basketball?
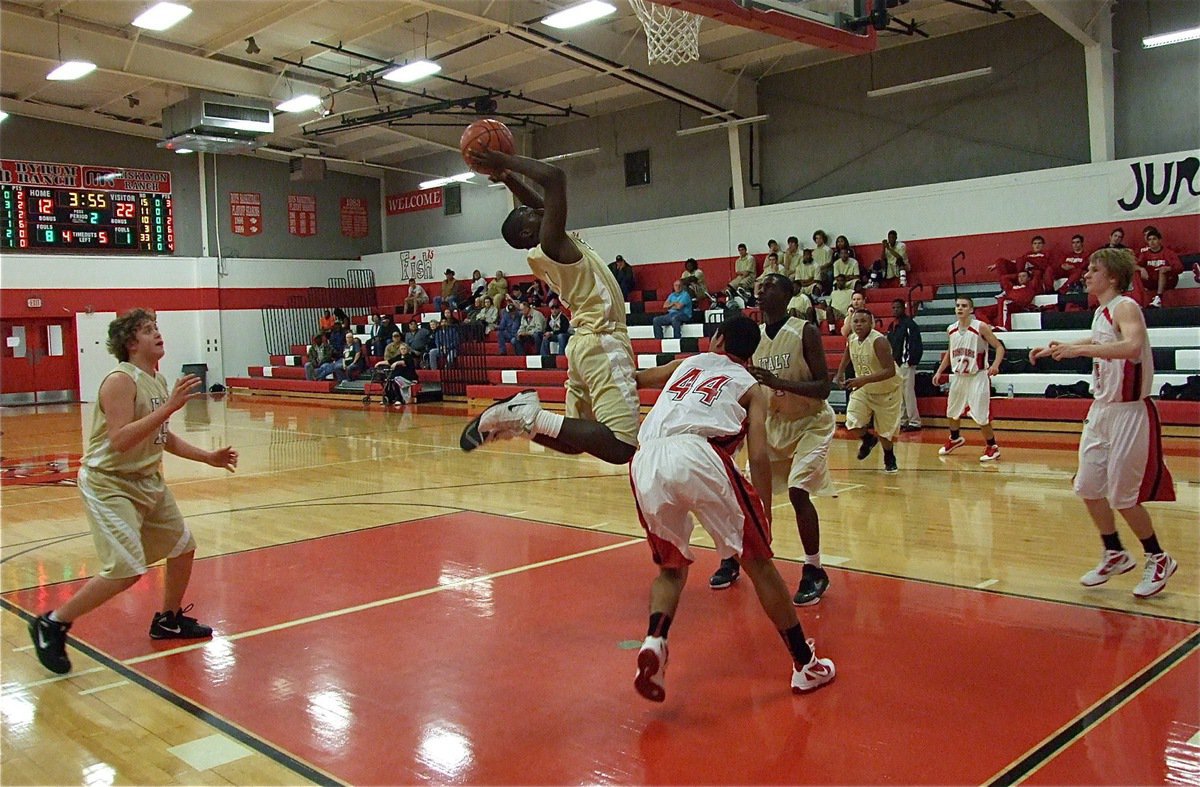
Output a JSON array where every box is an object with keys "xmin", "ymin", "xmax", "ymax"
[{"xmin": 460, "ymin": 118, "xmax": 515, "ymax": 175}]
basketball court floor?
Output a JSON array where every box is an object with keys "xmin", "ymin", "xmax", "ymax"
[{"xmin": 2, "ymin": 396, "xmax": 1197, "ymax": 785}]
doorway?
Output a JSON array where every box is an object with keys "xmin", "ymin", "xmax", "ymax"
[{"xmin": 0, "ymin": 318, "xmax": 80, "ymax": 405}]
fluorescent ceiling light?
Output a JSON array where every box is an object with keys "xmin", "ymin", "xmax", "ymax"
[
  {"xmin": 420, "ymin": 172, "xmax": 475, "ymax": 189},
  {"xmin": 541, "ymin": 147, "xmax": 601, "ymax": 163},
  {"xmin": 46, "ymin": 60, "xmax": 97, "ymax": 81},
  {"xmin": 1143, "ymin": 26, "xmax": 1200, "ymax": 48},
  {"xmin": 0, "ymin": 111, "xmax": 8, "ymax": 123},
  {"xmin": 276, "ymin": 94, "xmax": 322, "ymax": 113},
  {"xmin": 542, "ymin": 1, "xmax": 616, "ymax": 29},
  {"xmin": 133, "ymin": 2, "xmax": 192, "ymax": 31},
  {"xmin": 677, "ymin": 114, "xmax": 769, "ymax": 136},
  {"xmin": 382, "ymin": 60, "xmax": 441, "ymax": 84},
  {"xmin": 866, "ymin": 67, "xmax": 992, "ymax": 98},
  {"xmin": 173, "ymin": 148, "xmax": 194, "ymax": 154}
]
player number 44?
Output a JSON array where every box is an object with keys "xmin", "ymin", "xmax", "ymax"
[{"xmin": 666, "ymin": 368, "xmax": 731, "ymax": 406}]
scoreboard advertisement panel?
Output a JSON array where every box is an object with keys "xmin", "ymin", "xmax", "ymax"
[{"xmin": 0, "ymin": 159, "xmax": 174, "ymax": 253}]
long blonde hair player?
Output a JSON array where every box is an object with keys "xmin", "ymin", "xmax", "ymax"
[{"xmin": 1030, "ymin": 249, "xmax": 1178, "ymax": 598}]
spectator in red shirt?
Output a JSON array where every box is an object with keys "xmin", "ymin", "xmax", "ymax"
[
  {"xmin": 988, "ymin": 235, "xmax": 1052, "ymax": 292},
  {"xmin": 1136, "ymin": 229, "xmax": 1184, "ymax": 308},
  {"xmin": 1056, "ymin": 234, "xmax": 1088, "ymax": 294},
  {"xmin": 977, "ymin": 270, "xmax": 1038, "ymax": 329}
]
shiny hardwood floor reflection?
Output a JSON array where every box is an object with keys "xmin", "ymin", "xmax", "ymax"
[{"xmin": 2, "ymin": 395, "xmax": 1197, "ymax": 785}]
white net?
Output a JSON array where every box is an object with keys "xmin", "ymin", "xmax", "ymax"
[{"xmin": 629, "ymin": 0, "xmax": 702, "ymax": 66}]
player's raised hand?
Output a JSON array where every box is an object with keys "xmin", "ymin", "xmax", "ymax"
[
  {"xmin": 166, "ymin": 375, "xmax": 201, "ymax": 412},
  {"xmin": 207, "ymin": 446, "xmax": 238, "ymax": 472},
  {"xmin": 467, "ymin": 147, "xmax": 512, "ymax": 173}
]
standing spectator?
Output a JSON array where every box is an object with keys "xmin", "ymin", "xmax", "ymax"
[
  {"xmin": 517, "ymin": 302, "xmax": 548, "ymax": 355},
  {"xmin": 794, "ymin": 248, "xmax": 819, "ymax": 295},
  {"xmin": 545, "ymin": 301, "xmax": 571, "ymax": 356},
  {"xmin": 872, "ymin": 230, "xmax": 909, "ymax": 287},
  {"xmin": 811, "ymin": 230, "xmax": 834, "ymax": 291},
  {"xmin": 781, "ymin": 236, "xmax": 803, "ymax": 281},
  {"xmin": 427, "ymin": 320, "xmax": 459, "ymax": 369},
  {"xmin": 318, "ymin": 309, "xmax": 336, "ymax": 333},
  {"xmin": 496, "ymin": 302, "xmax": 522, "ymax": 355},
  {"xmin": 402, "ymin": 278, "xmax": 429, "ymax": 315},
  {"xmin": 336, "ymin": 331, "xmax": 366, "ymax": 381},
  {"xmin": 887, "ymin": 299, "xmax": 924, "ymax": 431},
  {"xmin": 609, "ymin": 255, "xmax": 636, "ymax": 299},
  {"xmin": 332, "ymin": 307, "xmax": 350, "ymax": 325},
  {"xmin": 839, "ymin": 290, "xmax": 870, "ymax": 337},
  {"xmin": 365, "ymin": 314, "xmax": 385, "ymax": 357},
  {"xmin": 1056, "ymin": 235, "xmax": 1089, "ymax": 294},
  {"xmin": 652, "ymin": 280, "xmax": 693, "ymax": 340},
  {"xmin": 836, "ymin": 309, "xmax": 904, "ymax": 474},
  {"xmin": 680, "ymin": 258, "xmax": 708, "ymax": 304},
  {"xmin": 435, "ymin": 269, "xmax": 460, "ymax": 312},
  {"xmin": 729, "ymin": 243, "xmax": 757, "ymax": 293},
  {"xmin": 470, "ymin": 269, "xmax": 488, "ymax": 299},
  {"xmin": 1135, "ymin": 229, "xmax": 1183, "ymax": 308},
  {"xmin": 932, "ymin": 297, "xmax": 1005, "ymax": 462},
  {"xmin": 1029, "ymin": 248, "xmax": 1178, "ymax": 598},
  {"xmin": 305, "ymin": 334, "xmax": 336, "ymax": 381},
  {"xmin": 486, "ymin": 270, "xmax": 509, "ymax": 308}
]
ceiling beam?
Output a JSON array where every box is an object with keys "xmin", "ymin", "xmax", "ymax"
[{"xmin": 1026, "ymin": 0, "xmax": 1109, "ymax": 46}]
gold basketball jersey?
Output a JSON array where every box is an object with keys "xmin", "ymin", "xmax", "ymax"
[
  {"xmin": 528, "ymin": 235, "xmax": 627, "ymax": 335},
  {"xmin": 849, "ymin": 329, "xmax": 902, "ymax": 395},
  {"xmin": 753, "ymin": 317, "xmax": 824, "ymax": 421},
  {"xmin": 83, "ymin": 362, "xmax": 169, "ymax": 477}
]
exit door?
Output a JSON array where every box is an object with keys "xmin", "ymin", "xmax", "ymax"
[{"xmin": 0, "ymin": 318, "xmax": 79, "ymax": 405}]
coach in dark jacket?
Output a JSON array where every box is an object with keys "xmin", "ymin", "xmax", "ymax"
[
  {"xmin": 608, "ymin": 255, "xmax": 636, "ymax": 299},
  {"xmin": 887, "ymin": 299, "xmax": 924, "ymax": 430}
]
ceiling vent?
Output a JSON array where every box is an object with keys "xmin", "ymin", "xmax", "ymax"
[{"xmin": 160, "ymin": 90, "xmax": 273, "ymax": 154}]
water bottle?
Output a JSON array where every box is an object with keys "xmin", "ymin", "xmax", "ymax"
[{"xmin": 1006, "ymin": 383, "xmax": 1014, "ymax": 398}]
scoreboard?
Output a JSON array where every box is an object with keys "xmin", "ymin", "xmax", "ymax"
[{"xmin": 0, "ymin": 159, "xmax": 174, "ymax": 253}]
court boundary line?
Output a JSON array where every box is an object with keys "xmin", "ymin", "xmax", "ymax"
[
  {"xmin": 984, "ymin": 628, "xmax": 1200, "ymax": 785},
  {"xmin": 0, "ymin": 598, "xmax": 345, "ymax": 787}
]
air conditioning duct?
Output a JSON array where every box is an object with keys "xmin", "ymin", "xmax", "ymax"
[{"xmin": 159, "ymin": 90, "xmax": 273, "ymax": 154}]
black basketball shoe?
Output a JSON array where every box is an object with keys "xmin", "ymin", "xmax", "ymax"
[
  {"xmin": 709, "ymin": 557, "xmax": 741, "ymax": 589},
  {"xmin": 150, "ymin": 604, "xmax": 214, "ymax": 640},
  {"xmin": 29, "ymin": 613, "xmax": 72, "ymax": 674},
  {"xmin": 856, "ymin": 433, "xmax": 878, "ymax": 461},
  {"xmin": 793, "ymin": 564, "xmax": 830, "ymax": 607}
]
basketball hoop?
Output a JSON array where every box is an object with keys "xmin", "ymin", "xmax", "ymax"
[{"xmin": 629, "ymin": 0, "xmax": 702, "ymax": 66}]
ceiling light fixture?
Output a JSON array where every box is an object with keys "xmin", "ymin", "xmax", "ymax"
[
  {"xmin": 132, "ymin": 2, "xmax": 192, "ymax": 31},
  {"xmin": 866, "ymin": 67, "xmax": 992, "ymax": 98},
  {"xmin": 676, "ymin": 114, "xmax": 769, "ymax": 136},
  {"xmin": 420, "ymin": 172, "xmax": 475, "ymax": 189},
  {"xmin": 276, "ymin": 94, "xmax": 323, "ymax": 113},
  {"xmin": 542, "ymin": 0, "xmax": 617, "ymax": 29},
  {"xmin": 245, "ymin": 36, "xmax": 261, "ymax": 54},
  {"xmin": 382, "ymin": 60, "xmax": 442, "ymax": 84},
  {"xmin": 0, "ymin": 111, "xmax": 8, "ymax": 123},
  {"xmin": 46, "ymin": 60, "xmax": 97, "ymax": 81},
  {"xmin": 540, "ymin": 148, "xmax": 601, "ymax": 162},
  {"xmin": 173, "ymin": 148, "xmax": 194, "ymax": 154},
  {"xmin": 1142, "ymin": 25, "xmax": 1200, "ymax": 48}
]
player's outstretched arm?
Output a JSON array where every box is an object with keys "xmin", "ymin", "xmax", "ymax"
[
  {"xmin": 101, "ymin": 373, "xmax": 197, "ymax": 454},
  {"xmin": 1051, "ymin": 300, "xmax": 1148, "ymax": 361},
  {"xmin": 743, "ymin": 386, "xmax": 772, "ymax": 515}
]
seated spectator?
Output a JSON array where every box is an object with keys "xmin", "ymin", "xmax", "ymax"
[
  {"xmin": 870, "ymin": 230, "xmax": 909, "ymax": 287},
  {"xmin": 1055, "ymin": 234, "xmax": 1088, "ymax": 294},
  {"xmin": 811, "ymin": 230, "xmax": 834, "ymax": 291},
  {"xmin": 476, "ymin": 296, "xmax": 499, "ymax": 333},
  {"xmin": 305, "ymin": 334, "xmax": 337, "ymax": 381},
  {"xmin": 652, "ymin": 280, "xmax": 693, "ymax": 340},
  {"xmin": 328, "ymin": 321, "xmax": 347, "ymax": 355},
  {"xmin": 332, "ymin": 307, "xmax": 350, "ymax": 325},
  {"xmin": 318, "ymin": 309, "xmax": 336, "ymax": 333},
  {"xmin": 758, "ymin": 251, "xmax": 783, "ymax": 280},
  {"xmin": 787, "ymin": 289, "xmax": 815, "ymax": 322},
  {"xmin": 516, "ymin": 302, "xmax": 548, "ymax": 355},
  {"xmin": 729, "ymin": 243, "xmax": 756, "ymax": 292},
  {"xmin": 608, "ymin": 255, "xmax": 636, "ymax": 299},
  {"xmin": 1136, "ymin": 228, "xmax": 1184, "ymax": 308},
  {"xmin": 470, "ymin": 269, "xmax": 487, "ymax": 299},
  {"xmin": 406, "ymin": 320, "xmax": 433, "ymax": 362},
  {"xmin": 434, "ymin": 269, "xmax": 460, "ymax": 312},
  {"xmin": 833, "ymin": 248, "xmax": 863, "ymax": 289},
  {"xmin": 380, "ymin": 337, "xmax": 418, "ymax": 406},
  {"xmin": 794, "ymin": 248, "xmax": 820, "ymax": 295},
  {"xmin": 680, "ymin": 258, "xmax": 708, "ymax": 304},
  {"xmin": 428, "ymin": 320, "xmax": 459, "ymax": 369},
  {"xmin": 486, "ymin": 270, "xmax": 509, "ymax": 308},
  {"xmin": 781, "ymin": 236, "xmax": 803, "ymax": 281},
  {"xmin": 522, "ymin": 280, "xmax": 549, "ymax": 308},
  {"xmin": 1104, "ymin": 227, "xmax": 1127, "ymax": 250},
  {"xmin": 496, "ymin": 302, "xmax": 522, "ymax": 355},
  {"xmin": 402, "ymin": 278, "xmax": 429, "ymax": 314},
  {"xmin": 977, "ymin": 270, "xmax": 1038, "ymax": 329},
  {"xmin": 833, "ymin": 235, "xmax": 857, "ymax": 268},
  {"xmin": 763, "ymin": 238, "xmax": 782, "ymax": 263},
  {"xmin": 828, "ymin": 276, "xmax": 857, "ymax": 331},
  {"xmin": 335, "ymin": 331, "xmax": 366, "ymax": 381},
  {"xmin": 376, "ymin": 329, "xmax": 405, "ymax": 371},
  {"xmin": 839, "ymin": 291, "xmax": 870, "ymax": 337},
  {"xmin": 544, "ymin": 301, "xmax": 571, "ymax": 356}
]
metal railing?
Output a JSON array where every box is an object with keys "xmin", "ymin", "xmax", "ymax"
[
  {"xmin": 436, "ymin": 320, "xmax": 489, "ymax": 397},
  {"xmin": 261, "ymin": 268, "xmax": 379, "ymax": 356}
]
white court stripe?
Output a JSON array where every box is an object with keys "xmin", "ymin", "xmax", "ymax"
[
  {"xmin": 5, "ymin": 666, "xmax": 106, "ymax": 692},
  {"xmin": 1188, "ymin": 730, "xmax": 1200, "ymax": 748},
  {"xmin": 974, "ymin": 578, "xmax": 1000, "ymax": 589},
  {"xmin": 125, "ymin": 539, "xmax": 642, "ymax": 664},
  {"xmin": 12, "ymin": 645, "xmax": 34, "ymax": 652},
  {"xmin": 821, "ymin": 554, "xmax": 851, "ymax": 567},
  {"xmin": 79, "ymin": 680, "xmax": 129, "ymax": 695}
]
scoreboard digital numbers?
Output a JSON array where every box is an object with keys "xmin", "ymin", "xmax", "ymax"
[{"xmin": 1, "ymin": 159, "xmax": 174, "ymax": 254}]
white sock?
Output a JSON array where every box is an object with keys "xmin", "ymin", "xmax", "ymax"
[
  {"xmin": 48, "ymin": 610, "xmax": 64, "ymax": 623},
  {"xmin": 804, "ymin": 554, "xmax": 822, "ymax": 569},
  {"xmin": 531, "ymin": 410, "xmax": 564, "ymax": 439}
]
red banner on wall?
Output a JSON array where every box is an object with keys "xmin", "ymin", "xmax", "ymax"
[
  {"xmin": 229, "ymin": 191, "xmax": 262, "ymax": 236},
  {"xmin": 340, "ymin": 197, "xmax": 370, "ymax": 238},
  {"xmin": 0, "ymin": 158, "xmax": 172, "ymax": 193},
  {"xmin": 386, "ymin": 187, "xmax": 442, "ymax": 215},
  {"xmin": 287, "ymin": 194, "xmax": 317, "ymax": 237}
]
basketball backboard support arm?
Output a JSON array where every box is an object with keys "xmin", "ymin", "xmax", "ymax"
[{"xmin": 647, "ymin": 0, "xmax": 878, "ymax": 54}]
